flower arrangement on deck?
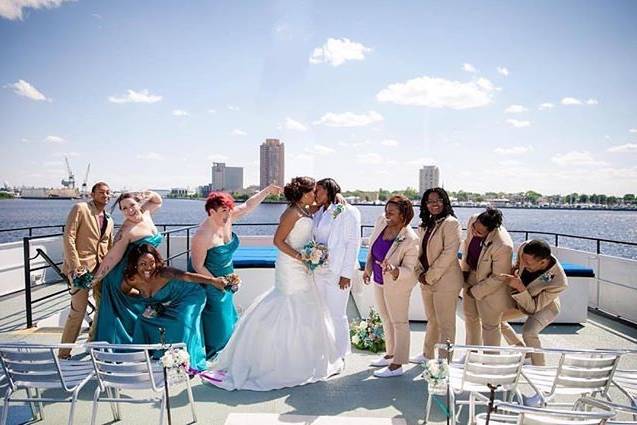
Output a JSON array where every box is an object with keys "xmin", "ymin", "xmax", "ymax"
[
  {"xmin": 350, "ymin": 308, "xmax": 385, "ymax": 353},
  {"xmin": 300, "ymin": 240, "xmax": 329, "ymax": 272},
  {"xmin": 160, "ymin": 346, "xmax": 190, "ymax": 385},
  {"xmin": 422, "ymin": 359, "xmax": 449, "ymax": 395}
]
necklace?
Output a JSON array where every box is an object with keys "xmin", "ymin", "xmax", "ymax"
[{"xmin": 295, "ymin": 204, "xmax": 312, "ymax": 218}]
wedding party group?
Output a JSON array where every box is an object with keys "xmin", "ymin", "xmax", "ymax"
[{"xmin": 59, "ymin": 176, "xmax": 567, "ymax": 391}]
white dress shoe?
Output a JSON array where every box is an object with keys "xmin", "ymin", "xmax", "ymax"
[
  {"xmin": 409, "ymin": 353, "xmax": 429, "ymax": 364},
  {"xmin": 370, "ymin": 356, "xmax": 391, "ymax": 367},
  {"xmin": 373, "ymin": 366, "xmax": 404, "ymax": 378}
]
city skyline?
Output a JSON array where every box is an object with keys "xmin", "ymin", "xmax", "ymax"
[{"xmin": 1, "ymin": 1, "xmax": 636, "ymax": 195}]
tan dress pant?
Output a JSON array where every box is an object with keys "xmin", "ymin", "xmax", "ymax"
[
  {"xmin": 463, "ymin": 271, "xmax": 515, "ymax": 347},
  {"xmin": 420, "ymin": 285, "xmax": 459, "ymax": 359},
  {"xmin": 374, "ymin": 279, "xmax": 416, "ymax": 365},
  {"xmin": 500, "ymin": 306, "xmax": 559, "ymax": 366},
  {"xmin": 59, "ymin": 281, "xmax": 101, "ymax": 358}
]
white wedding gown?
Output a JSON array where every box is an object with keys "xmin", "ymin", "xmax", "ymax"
[{"xmin": 201, "ymin": 217, "xmax": 343, "ymax": 391}]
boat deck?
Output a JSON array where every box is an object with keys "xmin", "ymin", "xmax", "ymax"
[{"xmin": 0, "ymin": 270, "xmax": 636, "ymax": 425}]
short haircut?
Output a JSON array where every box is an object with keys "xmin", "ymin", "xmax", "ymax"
[
  {"xmin": 522, "ymin": 239, "xmax": 552, "ymax": 260},
  {"xmin": 477, "ymin": 207, "xmax": 503, "ymax": 231},
  {"xmin": 91, "ymin": 182, "xmax": 109, "ymax": 193},
  {"xmin": 316, "ymin": 178, "xmax": 341, "ymax": 205},
  {"xmin": 205, "ymin": 192, "xmax": 235, "ymax": 215},
  {"xmin": 386, "ymin": 194, "xmax": 414, "ymax": 226},
  {"xmin": 124, "ymin": 243, "xmax": 166, "ymax": 280}
]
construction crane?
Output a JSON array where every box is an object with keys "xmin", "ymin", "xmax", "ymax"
[
  {"xmin": 81, "ymin": 163, "xmax": 91, "ymax": 197},
  {"xmin": 61, "ymin": 156, "xmax": 75, "ymax": 189}
]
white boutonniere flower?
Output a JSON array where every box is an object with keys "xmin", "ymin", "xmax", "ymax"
[
  {"xmin": 540, "ymin": 271, "xmax": 555, "ymax": 283},
  {"xmin": 332, "ymin": 204, "xmax": 345, "ymax": 219},
  {"xmin": 395, "ymin": 235, "xmax": 406, "ymax": 245}
]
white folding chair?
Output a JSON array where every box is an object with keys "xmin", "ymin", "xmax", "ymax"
[
  {"xmin": 475, "ymin": 400, "xmax": 616, "ymax": 425},
  {"xmin": 425, "ymin": 346, "xmax": 526, "ymax": 425},
  {"xmin": 576, "ymin": 397, "xmax": 637, "ymax": 424},
  {"xmin": 612, "ymin": 368, "xmax": 637, "ymax": 408},
  {"xmin": 0, "ymin": 342, "xmax": 94, "ymax": 425},
  {"xmin": 87, "ymin": 342, "xmax": 197, "ymax": 425},
  {"xmin": 521, "ymin": 350, "xmax": 622, "ymax": 408}
]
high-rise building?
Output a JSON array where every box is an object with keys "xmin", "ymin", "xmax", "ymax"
[
  {"xmin": 260, "ymin": 138, "xmax": 284, "ymax": 189},
  {"xmin": 211, "ymin": 162, "xmax": 244, "ymax": 192},
  {"xmin": 419, "ymin": 165, "xmax": 440, "ymax": 195}
]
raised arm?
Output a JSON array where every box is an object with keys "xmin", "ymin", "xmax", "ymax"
[
  {"xmin": 93, "ymin": 230, "xmax": 131, "ymax": 282},
  {"xmin": 273, "ymin": 210, "xmax": 302, "ymax": 260},
  {"xmin": 140, "ymin": 190, "xmax": 163, "ymax": 215},
  {"xmin": 231, "ymin": 184, "xmax": 282, "ymax": 220},
  {"xmin": 159, "ymin": 267, "xmax": 226, "ymax": 291}
]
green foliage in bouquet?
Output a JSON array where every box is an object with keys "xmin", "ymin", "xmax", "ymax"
[{"xmin": 350, "ymin": 307, "xmax": 385, "ymax": 353}]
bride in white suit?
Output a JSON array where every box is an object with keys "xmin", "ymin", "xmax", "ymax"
[{"xmin": 312, "ymin": 178, "xmax": 362, "ymax": 360}]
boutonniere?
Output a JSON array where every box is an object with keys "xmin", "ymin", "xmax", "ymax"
[
  {"xmin": 395, "ymin": 235, "xmax": 406, "ymax": 245},
  {"xmin": 104, "ymin": 211, "xmax": 111, "ymax": 221},
  {"xmin": 540, "ymin": 271, "xmax": 555, "ymax": 283},
  {"xmin": 331, "ymin": 204, "xmax": 344, "ymax": 219}
]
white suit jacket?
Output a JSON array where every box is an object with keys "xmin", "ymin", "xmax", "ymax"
[{"xmin": 312, "ymin": 203, "xmax": 362, "ymax": 280}]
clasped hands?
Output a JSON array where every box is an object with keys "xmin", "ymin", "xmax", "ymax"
[{"xmin": 362, "ymin": 260, "xmax": 399, "ymax": 285}]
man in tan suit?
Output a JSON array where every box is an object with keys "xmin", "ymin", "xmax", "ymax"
[
  {"xmin": 499, "ymin": 239, "xmax": 568, "ymax": 366},
  {"xmin": 59, "ymin": 182, "xmax": 113, "ymax": 359},
  {"xmin": 461, "ymin": 208, "xmax": 515, "ymax": 347}
]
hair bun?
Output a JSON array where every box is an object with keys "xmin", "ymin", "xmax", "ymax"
[{"xmin": 284, "ymin": 177, "xmax": 315, "ymax": 204}]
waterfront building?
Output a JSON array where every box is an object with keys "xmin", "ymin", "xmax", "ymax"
[
  {"xmin": 211, "ymin": 162, "xmax": 244, "ymax": 192},
  {"xmin": 260, "ymin": 138, "xmax": 284, "ymax": 190},
  {"xmin": 418, "ymin": 165, "xmax": 440, "ymax": 195}
]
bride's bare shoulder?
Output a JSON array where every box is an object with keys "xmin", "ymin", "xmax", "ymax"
[{"xmin": 279, "ymin": 206, "xmax": 300, "ymax": 222}]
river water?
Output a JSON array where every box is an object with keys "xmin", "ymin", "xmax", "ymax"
[{"xmin": 1, "ymin": 199, "xmax": 636, "ymax": 259}]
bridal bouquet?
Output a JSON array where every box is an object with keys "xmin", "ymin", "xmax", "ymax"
[
  {"xmin": 223, "ymin": 273, "xmax": 241, "ymax": 293},
  {"xmin": 160, "ymin": 346, "xmax": 190, "ymax": 385},
  {"xmin": 300, "ymin": 240, "xmax": 328, "ymax": 272},
  {"xmin": 71, "ymin": 266, "xmax": 95, "ymax": 289},
  {"xmin": 350, "ymin": 308, "xmax": 385, "ymax": 353},
  {"xmin": 422, "ymin": 359, "xmax": 449, "ymax": 395}
]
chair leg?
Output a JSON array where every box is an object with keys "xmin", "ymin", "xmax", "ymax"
[
  {"xmin": 469, "ymin": 392, "xmax": 475, "ymax": 425},
  {"xmin": 158, "ymin": 392, "xmax": 166, "ymax": 425},
  {"xmin": 90, "ymin": 387, "xmax": 101, "ymax": 425},
  {"xmin": 114, "ymin": 388, "xmax": 121, "ymax": 419},
  {"xmin": 106, "ymin": 387, "xmax": 120, "ymax": 421},
  {"xmin": 25, "ymin": 387, "xmax": 38, "ymax": 420},
  {"xmin": 34, "ymin": 388, "xmax": 45, "ymax": 420},
  {"xmin": 1, "ymin": 387, "xmax": 13, "ymax": 425},
  {"xmin": 186, "ymin": 379, "xmax": 197, "ymax": 423},
  {"xmin": 67, "ymin": 387, "xmax": 81, "ymax": 425},
  {"xmin": 450, "ymin": 391, "xmax": 457, "ymax": 425},
  {"xmin": 424, "ymin": 393, "xmax": 432, "ymax": 424}
]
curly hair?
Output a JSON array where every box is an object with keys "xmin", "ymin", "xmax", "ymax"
[
  {"xmin": 205, "ymin": 191, "xmax": 236, "ymax": 215},
  {"xmin": 386, "ymin": 194, "xmax": 414, "ymax": 226},
  {"xmin": 283, "ymin": 176, "xmax": 315, "ymax": 204},
  {"xmin": 124, "ymin": 244, "xmax": 166, "ymax": 280},
  {"xmin": 419, "ymin": 187, "xmax": 455, "ymax": 229}
]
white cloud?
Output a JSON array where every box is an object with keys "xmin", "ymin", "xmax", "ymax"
[
  {"xmin": 586, "ymin": 98, "xmax": 599, "ymax": 105},
  {"xmin": 497, "ymin": 66, "xmax": 509, "ymax": 77},
  {"xmin": 506, "ymin": 119, "xmax": 531, "ymax": 128},
  {"xmin": 338, "ymin": 140, "xmax": 371, "ymax": 148},
  {"xmin": 551, "ymin": 151, "xmax": 607, "ymax": 167},
  {"xmin": 499, "ymin": 159, "xmax": 521, "ymax": 166},
  {"xmin": 538, "ymin": 102, "xmax": 555, "ymax": 110},
  {"xmin": 43, "ymin": 135, "xmax": 66, "ymax": 144},
  {"xmin": 406, "ymin": 157, "xmax": 436, "ymax": 166},
  {"xmin": 207, "ymin": 109, "xmax": 216, "ymax": 114},
  {"xmin": 629, "ymin": 129, "xmax": 637, "ymax": 133},
  {"xmin": 561, "ymin": 97, "xmax": 582, "ymax": 106},
  {"xmin": 305, "ymin": 144, "xmax": 335, "ymax": 155},
  {"xmin": 376, "ymin": 76, "xmax": 496, "ymax": 109},
  {"xmin": 108, "ymin": 89, "xmax": 162, "ymax": 104},
  {"xmin": 313, "ymin": 111, "xmax": 383, "ymax": 127},
  {"xmin": 0, "ymin": 0, "xmax": 74, "ymax": 20},
  {"xmin": 463, "ymin": 63, "xmax": 477, "ymax": 73},
  {"xmin": 504, "ymin": 104, "xmax": 527, "ymax": 114},
  {"xmin": 4, "ymin": 79, "xmax": 50, "ymax": 101},
  {"xmin": 607, "ymin": 143, "xmax": 637, "ymax": 153},
  {"xmin": 381, "ymin": 139, "xmax": 399, "ymax": 147},
  {"xmin": 20, "ymin": 138, "xmax": 30, "ymax": 143},
  {"xmin": 494, "ymin": 146, "xmax": 533, "ymax": 155},
  {"xmin": 227, "ymin": 105, "xmax": 240, "ymax": 111},
  {"xmin": 283, "ymin": 117, "xmax": 307, "ymax": 131},
  {"xmin": 356, "ymin": 152, "xmax": 383, "ymax": 164},
  {"xmin": 309, "ymin": 37, "xmax": 371, "ymax": 66},
  {"xmin": 231, "ymin": 129, "xmax": 247, "ymax": 136},
  {"xmin": 136, "ymin": 152, "xmax": 164, "ymax": 161},
  {"xmin": 207, "ymin": 154, "xmax": 229, "ymax": 162},
  {"xmin": 53, "ymin": 151, "xmax": 80, "ymax": 157},
  {"xmin": 172, "ymin": 109, "xmax": 189, "ymax": 117}
]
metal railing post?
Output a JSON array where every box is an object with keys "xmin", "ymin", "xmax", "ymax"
[
  {"xmin": 166, "ymin": 233, "xmax": 171, "ymax": 266},
  {"xmin": 186, "ymin": 228, "xmax": 191, "ymax": 264},
  {"xmin": 555, "ymin": 234, "xmax": 559, "ymax": 247},
  {"xmin": 23, "ymin": 237, "xmax": 33, "ymax": 328}
]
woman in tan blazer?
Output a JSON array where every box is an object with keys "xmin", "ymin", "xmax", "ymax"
[
  {"xmin": 410, "ymin": 188, "xmax": 463, "ymax": 363},
  {"xmin": 363, "ymin": 195, "xmax": 419, "ymax": 377},
  {"xmin": 460, "ymin": 208, "xmax": 515, "ymax": 347},
  {"xmin": 500, "ymin": 239, "xmax": 568, "ymax": 365}
]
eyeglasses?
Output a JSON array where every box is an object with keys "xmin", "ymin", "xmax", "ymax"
[{"xmin": 426, "ymin": 199, "xmax": 443, "ymax": 205}]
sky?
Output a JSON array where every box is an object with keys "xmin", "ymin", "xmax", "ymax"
[{"xmin": 1, "ymin": 0, "xmax": 636, "ymax": 195}]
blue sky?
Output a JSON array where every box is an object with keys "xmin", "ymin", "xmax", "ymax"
[{"xmin": 1, "ymin": 0, "xmax": 636, "ymax": 194}]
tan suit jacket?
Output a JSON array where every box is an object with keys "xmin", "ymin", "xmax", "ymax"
[
  {"xmin": 366, "ymin": 214, "xmax": 419, "ymax": 285},
  {"xmin": 512, "ymin": 241, "xmax": 568, "ymax": 315},
  {"xmin": 414, "ymin": 215, "xmax": 463, "ymax": 293},
  {"xmin": 62, "ymin": 200, "xmax": 114, "ymax": 276},
  {"xmin": 461, "ymin": 214, "xmax": 513, "ymax": 300}
]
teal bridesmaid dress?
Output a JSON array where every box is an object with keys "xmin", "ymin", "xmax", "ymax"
[
  {"xmin": 187, "ymin": 233, "xmax": 239, "ymax": 359},
  {"xmin": 94, "ymin": 234, "xmax": 163, "ymax": 344},
  {"xmin": 132, "ymin": 280, "xmax": 207, "ymax": 371}
]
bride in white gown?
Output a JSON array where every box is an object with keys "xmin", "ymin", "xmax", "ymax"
[{"xmin": 201, "ymin": 176, "xmax": 343, "ymax": 391}]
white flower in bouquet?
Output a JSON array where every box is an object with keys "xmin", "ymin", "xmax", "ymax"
[
  {"xmin": 358, "ymin": 320, "xmax": 368, "ymax": 331},
  {"xmin": 161, "ymin": 354, "xmax": 176, "ymax": 369},
  {"xmin": 351, "ymin": 334, "xmax": 361, "ymax": 345},
  {"xmin": 176, "ymin": 349, "xmax": 190, "ymax": 366},
  {"xmin": 310, "ymin": 249, "xmax": 323, "ymax": 264},
  {"xmin": 423, "ymin": 359, "xmax": 449, "ymax": 386}
]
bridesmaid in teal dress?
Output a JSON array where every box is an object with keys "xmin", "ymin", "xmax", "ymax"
[
  {"xmin": 122, "ymin": 244, "xmax": 227, "ymax": 371},
  {"xmin": 189, "ymin": 185, "xmax": 282, "ymax": 358},
  {"xmin": 92, "ymin": 191, "xmax": 164, "ymax": 344}
]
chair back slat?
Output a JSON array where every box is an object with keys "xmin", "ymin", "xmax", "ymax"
[
  {"xmin": 469, "ymin": 353, "xmax": 523, "ymax": 365},
  {"xmin": 561, "ymin": 366, "xmax": 615, "ymax": 380},
  {"xmin": 464, "ymin": 372, "xmax": 520, "ymax": 386},
  {"xmin": 551, "ymin": 353, "xmax": 620, "ymax": 396},
  {"xmin": 95, "ymin": 361, "xmax": 154, "ymax": 374},
  {"xmin": 563, "ymin": 355, "xmax": 617, "ymax": 369},
  {"xmin": 462, "ymin": 351, "xmax": 524, "ymax": 390},
  {"xmin": 8, "ymin": 371, "xmax": 60, "ymax": 384},
  {"xmin": 523, "ymin": 414, "xmax": 603, "ymax": 425},
  {"xmin": 0, "ymin": 349, "xmax": 55, "ymax": 362},
  {"xmin": 3, "ymin": 359, "xmax": 57, "ymax": 373},
  {"xmin": 92, "ymin": 350, "xmax": 148, "ymax": 363},
  {"xmin": 89, "ymin": 344, "xmax": 163, "ymax": 392},
  {"xmin": 465, "ymin": 363, "xmax": 520, "ymax": 376},
  {"xmin": 556, "ymin": 376, "xmax": 611, "ymax": 390}
]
